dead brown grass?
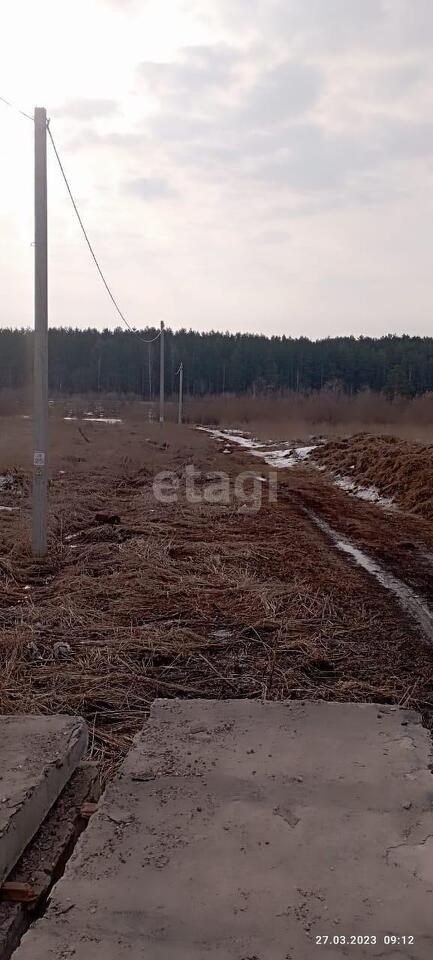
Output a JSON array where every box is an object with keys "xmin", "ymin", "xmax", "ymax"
[
  {"xmin": 1, "ymin": 417, "xmax": 433, "ymax": 780},
  {"xmin": 3, "ymin": 387, "xmax": 433, "ymax": 441},
  {"xmin": 0, "ymin": 390, "xmax": 180, "ymax": 422},
  {"xmin": 184, "ymin": 389, "xmax": 433, "ymax": 443},
  {"xmin": 312, "ymin": 433, "xmax": 433, "ymax": 521}
]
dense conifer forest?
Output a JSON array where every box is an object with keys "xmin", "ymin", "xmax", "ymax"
[{"xmin": 1, "ymin": 327, "xmax": 433, "ymax": 398}]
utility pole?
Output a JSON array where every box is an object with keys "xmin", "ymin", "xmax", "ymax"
[
  {"xmin": 159, "ymin": 320, "xmax": 164, "ymax": 423},
  {"xmin": 178, "ymin": 361, "xmax": 184, "ymax": 424},
  {"xmin": 32, "ymin": 107, "xmax": 48, "ymax": 557},
  {"xmin": 148, "ymin": 342, "xmax": 152, "ymax": 401}
]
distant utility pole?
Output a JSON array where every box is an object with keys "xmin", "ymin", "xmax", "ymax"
[
  {"xmin": 178, "ymin": 361, "xmax": 184, "ymax": 424},
  {"xmin": 32, "ymin": 107, "xmax": 48, "ymax": 558},
  {"xmin": 159, "ymin": 320, "xmax": 165, "ymax": 423},
  {"xmin": 148, "ymin": 342, "xmax": 152, "ymax": 401}
]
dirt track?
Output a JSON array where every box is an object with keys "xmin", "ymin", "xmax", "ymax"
[{"xmin": 0, "ymin": 416, "xmax": 432, "ymax": 774}]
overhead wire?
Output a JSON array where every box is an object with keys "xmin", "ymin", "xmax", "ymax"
[
  {"xmin": 0, "ymin": 95, "xmax": 162, "ymax": 344},
  {"xmin": 0, "ymin": 94, "xmax": 34, "ymax": 122},
  {"xmin": 47, "ymin": 121, "xmax": 161, "ymax": 344}
]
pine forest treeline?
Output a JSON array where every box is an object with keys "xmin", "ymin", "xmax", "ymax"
[{"xmin": 1, "ymin": 327, "xmax": 433, "ymax": 398}]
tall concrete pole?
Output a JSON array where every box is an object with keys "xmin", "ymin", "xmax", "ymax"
[
  {"xmin": 178, "ymin": 361, "xmax": 183, "ymax": 424},
  {"xmin": 148, "ymin": 342, "xmax": 152, "ymax": 401},
  {"xmin": 159, "ymin": 321, "xmax": 165, "ymax": 423},
  {"xmin": 32, "ymin": 107, "xmax": 48, "ymax": 557}
]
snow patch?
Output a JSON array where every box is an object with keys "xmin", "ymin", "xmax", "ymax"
[
  {"xmin": 334, "ymin": 475, "xmax": 394, "ymax": 509},
  {"xmin": 252, "ymin": 448, "xmax": 298, "ymax": 468},
  {"xmin": 197, "ymin": 427, "xmax": 264, "ymax": 449},
  {"xmin": 83, "ymin": 417, "xmax": 122, "ymax": 424},
  {"xmin": 295, "ymin": 444, "xmax": 316, "ymax": 460},
  {"xmin": 198, "ymin": 427, "xmax": 317, "ymax": 468},
  {"xmin": 63, "ymin": 416, "xmax": 122, "ymax": 424},
  {"xmin": 199, "ymin": 426, "xmax": 396, "ymax": 509}
]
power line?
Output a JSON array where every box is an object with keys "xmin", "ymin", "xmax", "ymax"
[
  {"xmin": 0, "ymin": 98, "xmax": 161, "ymax": 344},
  {"xmin": 47, "ymin": 122, "xmax": 161, "ymax": 344},
  {"xmin": 0, "ymin": 94, "xmax": 34, "ymax": 122}
]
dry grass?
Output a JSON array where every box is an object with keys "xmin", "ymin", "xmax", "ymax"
[
  {"xmin": 184, "ymin": 389, "xmax": 433, "ymax": 443},
  {"xmin": 0, "ymin": 390, "xmax": 179, "ymax": 422},
  {"xmin": 1, "ymin": 417, "xmax": 433, "ymax": 781},
  {"xmin": 4, "ymin": 387, "xmax": 433, "ymax": 441},
  {"xmin": 312, "ymin": 433, "xmax": 433, "ymax": 521}
]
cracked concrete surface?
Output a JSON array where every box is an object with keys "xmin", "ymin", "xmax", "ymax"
[
  {"xmin": 388, "ymin": 834, "xmax": 433, "ymax": 884},
  {"xmin": 12, "ymin": 700, "xmax": 433, "ymax": 959}
]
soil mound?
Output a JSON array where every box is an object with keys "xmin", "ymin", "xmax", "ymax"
[{"xmin": 312, "ymin": 433, "xmax": 433, "ymax": 520}]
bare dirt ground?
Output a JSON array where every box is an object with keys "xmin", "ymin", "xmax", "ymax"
[{"xmin": 1, "ymin": 415, "xmax": 432, "ymax": 779}]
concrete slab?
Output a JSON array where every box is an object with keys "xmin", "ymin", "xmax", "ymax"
[
  {"xmin": 12, "ymin": 700, "xmax": 433, "ymax": 959},
  {"xmin": 0, "ymin": 761, "xmax": 98, "ymax": 960},
  {"xmin": 0, "ymin": 715, "xmax": 87, "ymax": 888}
]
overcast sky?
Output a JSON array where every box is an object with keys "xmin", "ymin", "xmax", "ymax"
[{"xmin": 2, "ymin": 0, "xmax": 433, "ymax": 338}]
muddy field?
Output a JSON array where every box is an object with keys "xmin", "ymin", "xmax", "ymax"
[{"xmin": 1, "ymin": 414, "xmax": 432, "ymax": 778}]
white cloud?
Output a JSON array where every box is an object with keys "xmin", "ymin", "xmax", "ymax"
[
  {"xmin": 3, "ymin": 0, "xmax": 433, "ymax": 337},
  {"xmin": 237, "ymin": 60, "xmax": 321, "ymax": 126},
  {"xmin": 123, "ymin": 176, "xmax": 177, "ymax": 200},
  {"xmin": 139, "ymin": 43, "xmax": 240, "ymax": 95},
  {"xmin": 54, "ymin": 98, "xmax": 121, "ymax": 120}
]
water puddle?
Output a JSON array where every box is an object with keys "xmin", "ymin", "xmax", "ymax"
[{"xmin": 308, "ymin": 511, "xmax": 433, "ymax": 644}]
